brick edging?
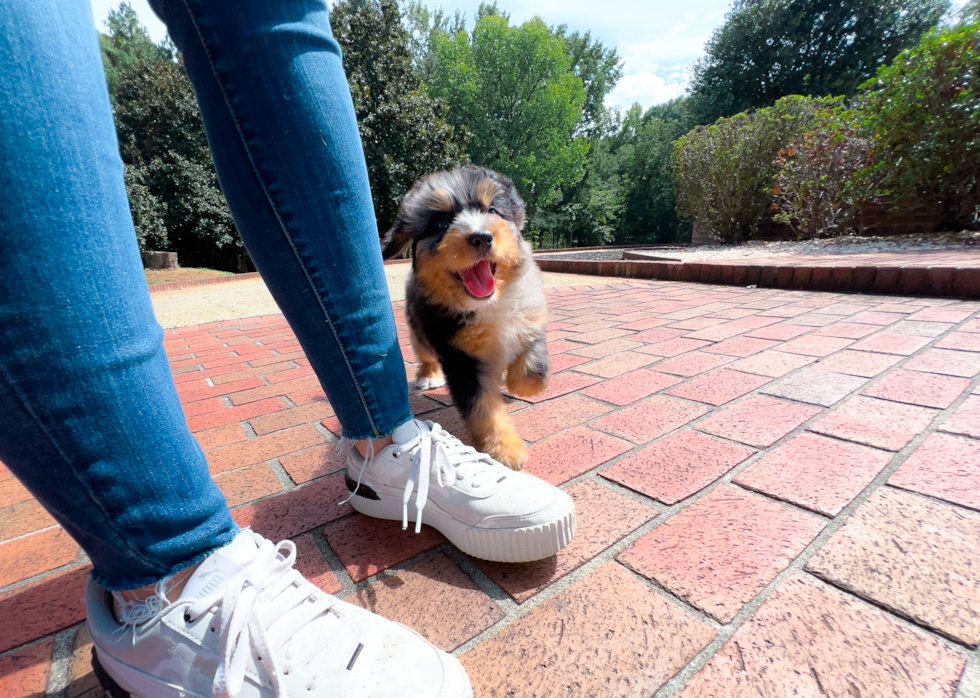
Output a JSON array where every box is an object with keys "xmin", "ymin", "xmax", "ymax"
[
  {"xmin": 147, "ymin": 271, "xmax": 262, "ymax": 293},
  {"xmin": 536, "ymin": 258, "xmax": 980, "ymax": 298}
]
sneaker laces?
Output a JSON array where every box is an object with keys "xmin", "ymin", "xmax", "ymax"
[
  {"xmin": 394, "ymin": 422, "xmax": 501, "ymax": 533},
  {"xmin": 183, "ymin": 537, "xmax": 351, "ymax": 698}
]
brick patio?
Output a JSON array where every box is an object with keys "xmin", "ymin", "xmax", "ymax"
[{"xmin": 3, "ymin": 279, "xmax": 980, "ymax": 697}]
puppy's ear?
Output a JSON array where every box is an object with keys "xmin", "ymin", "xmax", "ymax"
[{"xmin": 381, "ymin": 220, "xmax": 412, "ymax": 259}]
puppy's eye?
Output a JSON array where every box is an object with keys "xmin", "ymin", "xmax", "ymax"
[
  {"xmin": 437, "ymin": 216, "xmax": 452, "ymax": 231},
  {"xmin": 488, "ymin": 207, "xmax": 501, "ymax": 217}
]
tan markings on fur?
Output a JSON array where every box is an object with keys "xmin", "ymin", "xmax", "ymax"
[
  {"xmin": 410, "ymin": 329, "xmax": 444, "ymax": 381},
  {"xmin": 427, "ymin": 189, "xmax": 454, "ymax": 212},
  {"xmin": 506, "ymin": 353, "xmax": 550, "ymax": 397},
  {"xmin": 476, "ymin": 178, "xmax": 500, "ymax": 208},
  {"xmin": 451, "ymin": 322, "xmax": 500, "ymax": 360},
  {"xmin": 466, "ymin": 386, "xmax": 527, "ymax": 470},
  {"xmin": 412, "ymin": 237, "xmax": 473, "ymax": 309},
  {"xmin": 487, "ymin": 220, "xmax": 523, "ymax": 290}
]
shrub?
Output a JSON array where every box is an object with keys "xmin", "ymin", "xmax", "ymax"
[
  {"xmin": 771, "ymin": 110, "xmax": 871, "ymax": 238},
  {"xmin": 856, "ymin": 23, "xmax": 980, "ymax": 228},
  {"xmin": 673, "ymin": 95, "xmax": 839, "ymax": 243}
]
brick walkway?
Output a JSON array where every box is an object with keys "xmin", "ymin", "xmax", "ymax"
[{"xmin": 3, "ymin": 280, "xmax": 980, "ymax": 697}]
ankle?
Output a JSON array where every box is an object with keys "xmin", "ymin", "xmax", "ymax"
[
  {"xmin": 112, "ymin": 563, "xmax": 201, "ymax": 624},
  {"xmin": 355, "ymin": 435, "xmax": 393, "ymax": 458}
]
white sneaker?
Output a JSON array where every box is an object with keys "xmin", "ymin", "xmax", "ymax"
[
  {"xmin": 87, "ymin": 530, "xmax": 472, "ymax": 698},
  {"xmin": 346, "ymin": 419, "xmax": 576, "ymax": 563}
]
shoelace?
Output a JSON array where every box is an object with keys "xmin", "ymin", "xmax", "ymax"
[
  {"xmin": 394, "ymin": 422, "xmax": 501, "ymax": 533},
  {"xmin": 182, "ymin": 537, "xmax": 349, "ymax": 698}
]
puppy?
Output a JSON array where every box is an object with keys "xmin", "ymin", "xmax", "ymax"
[{"xmin": 382, "ymin": 165, "xmax": 550, "ymax": 470}]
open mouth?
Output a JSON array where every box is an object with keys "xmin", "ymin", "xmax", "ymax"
[{"xmin": 451, "ymin": 259, "xmax": 498, "ymax": 299}]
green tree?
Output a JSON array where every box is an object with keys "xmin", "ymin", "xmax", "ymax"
[
  {"xmin": 856, "ymin": 22, "xmax": 980, "ymax": 228},
  {"xmin": 114, "ymin": 60, "xmax": 245, "ymax": 269},
  {"xmin": 401, "ymin": 0, "xmax": 465, "ymax": 83},
  {"xmin": 688, "ymin": 0, "xmax": 949, "ymax": 124},
  {"xmin": 962, "ymin": 0, "xmax": 980, "ymax": 23},
  {"xmin": 617, "ymin": 106, "xmax": 692, "ymax": 244},
  {"xmin": 330, "ymin": 0, "xmax": 469, "ymax": 233},
  {"xmin": 556, "ymin": 28, "xmax": 623, "ymax": 140},
  {"xmin": 429, "ymin": 13, "xmax": 589, "ymax": 237},
  {"xmin": 98, "ymin": 2, "xmax": 172, "ymax": 102}
]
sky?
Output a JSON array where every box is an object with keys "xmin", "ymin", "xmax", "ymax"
[{"xmin": 90, "ymin": 0, "xmax": 970, "ymax": 112}]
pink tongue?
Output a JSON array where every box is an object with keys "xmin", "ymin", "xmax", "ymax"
[{"xmin": 461, "ymin": 260, "xmax": 495, "ymax": 298}]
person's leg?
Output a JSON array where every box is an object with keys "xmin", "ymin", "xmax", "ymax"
[
  {"xmin": 0, "ymin": 0, "xmax": 237, "ymax": 591},
  {"xmin": 149, "ymin": 0, "xmax": 412, "ymax": 445},
  {"xmin": 152, "ymin": 0, "xmax": 575, "ymax": 565}
]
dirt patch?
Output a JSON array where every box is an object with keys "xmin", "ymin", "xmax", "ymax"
[{"xmin": 144, "ymin": 267, "xmax": 233, "ymax": 285}]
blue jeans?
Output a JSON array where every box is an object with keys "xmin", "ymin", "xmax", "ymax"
[{"xmin": 0, "ymin": 0, "xmax": 412, "ymax": 589}]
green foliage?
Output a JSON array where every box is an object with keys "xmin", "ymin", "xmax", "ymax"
[
  {"xmin": 401, "ymin": 0, "xmax": 465, "ymax": 83},
  {"xmin": 617, "ymin": 105, "xmax": 692, "ymax": 244},
  {"xmin": 771, "ymin": 110, "xmax": 870, "ymax": 238},
  {"xmin": 688, "ymin": 0, "xmax": 949, "ymax": 125},
  {"xmin": 962, "ymin": 0, "xmax": 980, "ymax": 23},
  {"xmin": 114, "ymin": 59, "xmax": 245, "ymax": 269},
  {"xmin": 331, "ymin": 0, "xmax": 469, "ymax": 233},
  {"xmin": 555, "ymin": 27, "xmax": 623, "ymax": 140},
  {"xmin": 673, "ymin": 96, "xmax": 840, "ymax": 243},
  {"xmin": 98, "ymin": 2, "xmax": 172, "ymax": 102},
  {"xmin": 855, "ymin": 22, "xmax": 980, "ymax": 228},
  {"xmin": 123, "ymin": 164, "xmax": 168, "ymax": 251},
  {"xmin": 428, "ymin": 13, "xmax": 589, "ymax": 225}
]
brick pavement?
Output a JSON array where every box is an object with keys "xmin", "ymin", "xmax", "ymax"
[{"xmin": 3, "ymin": 280, "xmax": 980, "ymax": 697}]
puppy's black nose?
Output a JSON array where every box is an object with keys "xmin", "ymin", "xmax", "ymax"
[{"xmin": 468, "ymin": 230, "xmax": 493, "ymax": 251}]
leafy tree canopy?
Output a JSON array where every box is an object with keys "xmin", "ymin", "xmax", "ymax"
[
  {"xmin": 688, "ymin": 0, "xmax": 949, "ymax": 124},
  {"xmin": 114, "ymin": 59, "xmax": 244, "ymax": 269},
  {"xmin": 428, "ymin": 11, "xmax": 589, "ymax": 222},
  {"xmin": 98, "ymin": 2, "xmax": 172, "ymax": 101},
  {"xmin": 330, "ymin": 0, "xmax": 469, "ymax": 233}
]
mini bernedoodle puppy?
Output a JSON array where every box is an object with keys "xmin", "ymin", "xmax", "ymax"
[{"xmin": 382, "ymin": 165, "xmax": 550, "ymax": 470}]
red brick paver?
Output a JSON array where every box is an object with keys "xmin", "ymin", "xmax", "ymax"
[
  {"xmin": 620, "ymin": 486, "xmax": 824, "ymax": 622},
  {"xmin": 4, "ymin": 280, "xmax": 980, "ymax": 697},
  {"xmin": 734, "ymin": 433, "xmax": 893, "ymax": 516},
  {"xmin": 807, "ymin": 488, "xmax": 980, "ymax": 646},
  {"xmin": 602, "ymin": 430, "xmax": 755, "ymax": 504},
  {"xmin": 679, "ymin": 576, "xmax": 966, "ymax": 698},
  {"xmin": 460, "ymin": 563, "xmax": 716, "ymax": 697}
]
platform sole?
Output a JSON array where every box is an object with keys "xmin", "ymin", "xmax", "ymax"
[{"xmin": 350, "ymin": 491, "xmax": 576, "ymax": 563}]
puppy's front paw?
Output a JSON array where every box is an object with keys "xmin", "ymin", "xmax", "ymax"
[
  {"xmin": 414, "ymin": 374, "xmax": 446, "ymax": 391},
  {"xmin": 506, "ymin": 370, "xmax": 550, "ymax": 398},
  {"xmin": 486, "ymin": 432, "xmax": 527, "ymax": 471}
]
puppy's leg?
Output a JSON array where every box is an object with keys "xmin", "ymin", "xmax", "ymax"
[
  {"xmin": 506, "ymin": 333, "xmax": 551, "ymax": 398},
  {"xmin": 410, "ymin": 329, "xmax": 446, "ymax": 391},
  {"xmin": 468, "ymin": 369, "xmax": 527, "ymax": 470}
]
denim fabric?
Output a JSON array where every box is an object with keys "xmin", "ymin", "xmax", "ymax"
[
  {"xmin": 151, "ymin": 0, "xmax": 412, "ymax": 441},
  {"xmin": 0, "ymin": 0, "xmax": 411, "ymax": 589}
]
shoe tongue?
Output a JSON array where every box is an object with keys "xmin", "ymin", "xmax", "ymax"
[
  {"xmin": 179, "ymin": 531, "xmax": 258, "ymax": 600},
  {"xmin": 391, "ymin": 418, "xmax": 428, "ymax": 445}
]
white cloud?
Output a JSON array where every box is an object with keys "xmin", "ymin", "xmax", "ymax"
[{"xmin": 607, "ymin": 71, "xmax": 687, "ymax": 110}]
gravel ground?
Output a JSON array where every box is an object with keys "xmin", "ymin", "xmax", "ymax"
[
  {"xmin": 150, "ymin": 265, "xmax": 623, "ymax": 328},
  {"xmin": 536, "ymin": 230, "xmax": 980, "ymax": 263}
]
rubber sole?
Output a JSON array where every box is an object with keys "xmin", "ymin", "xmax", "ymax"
[
  {"xmin": 92, "ymin": 649, "xmax": 133, "ymax": 698},
  {"xmin": 350, "ymin": 491, "xmax": 576, "ymax": 563}
]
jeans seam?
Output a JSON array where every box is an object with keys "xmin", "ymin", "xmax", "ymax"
[
  {"xmin": 0, "ymin": 362, "xmax": 163, "ymax": 572},
  {"xmin": 178, "ymin": 0, "xmax": 382, "ymax": 437}
]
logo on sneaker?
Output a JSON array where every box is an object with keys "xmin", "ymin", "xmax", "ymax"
[
  {"xmin": 346, "ymin": 474, "xmax": 380, "ymax": 500},
  {"xmin": 192, "ymin": 654, "xmax": 218, "ymax": 680}
]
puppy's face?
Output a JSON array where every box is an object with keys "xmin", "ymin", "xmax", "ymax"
[{"xmin": 382, "ymin": 166, "xmax": 529, "ymax": 309}]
